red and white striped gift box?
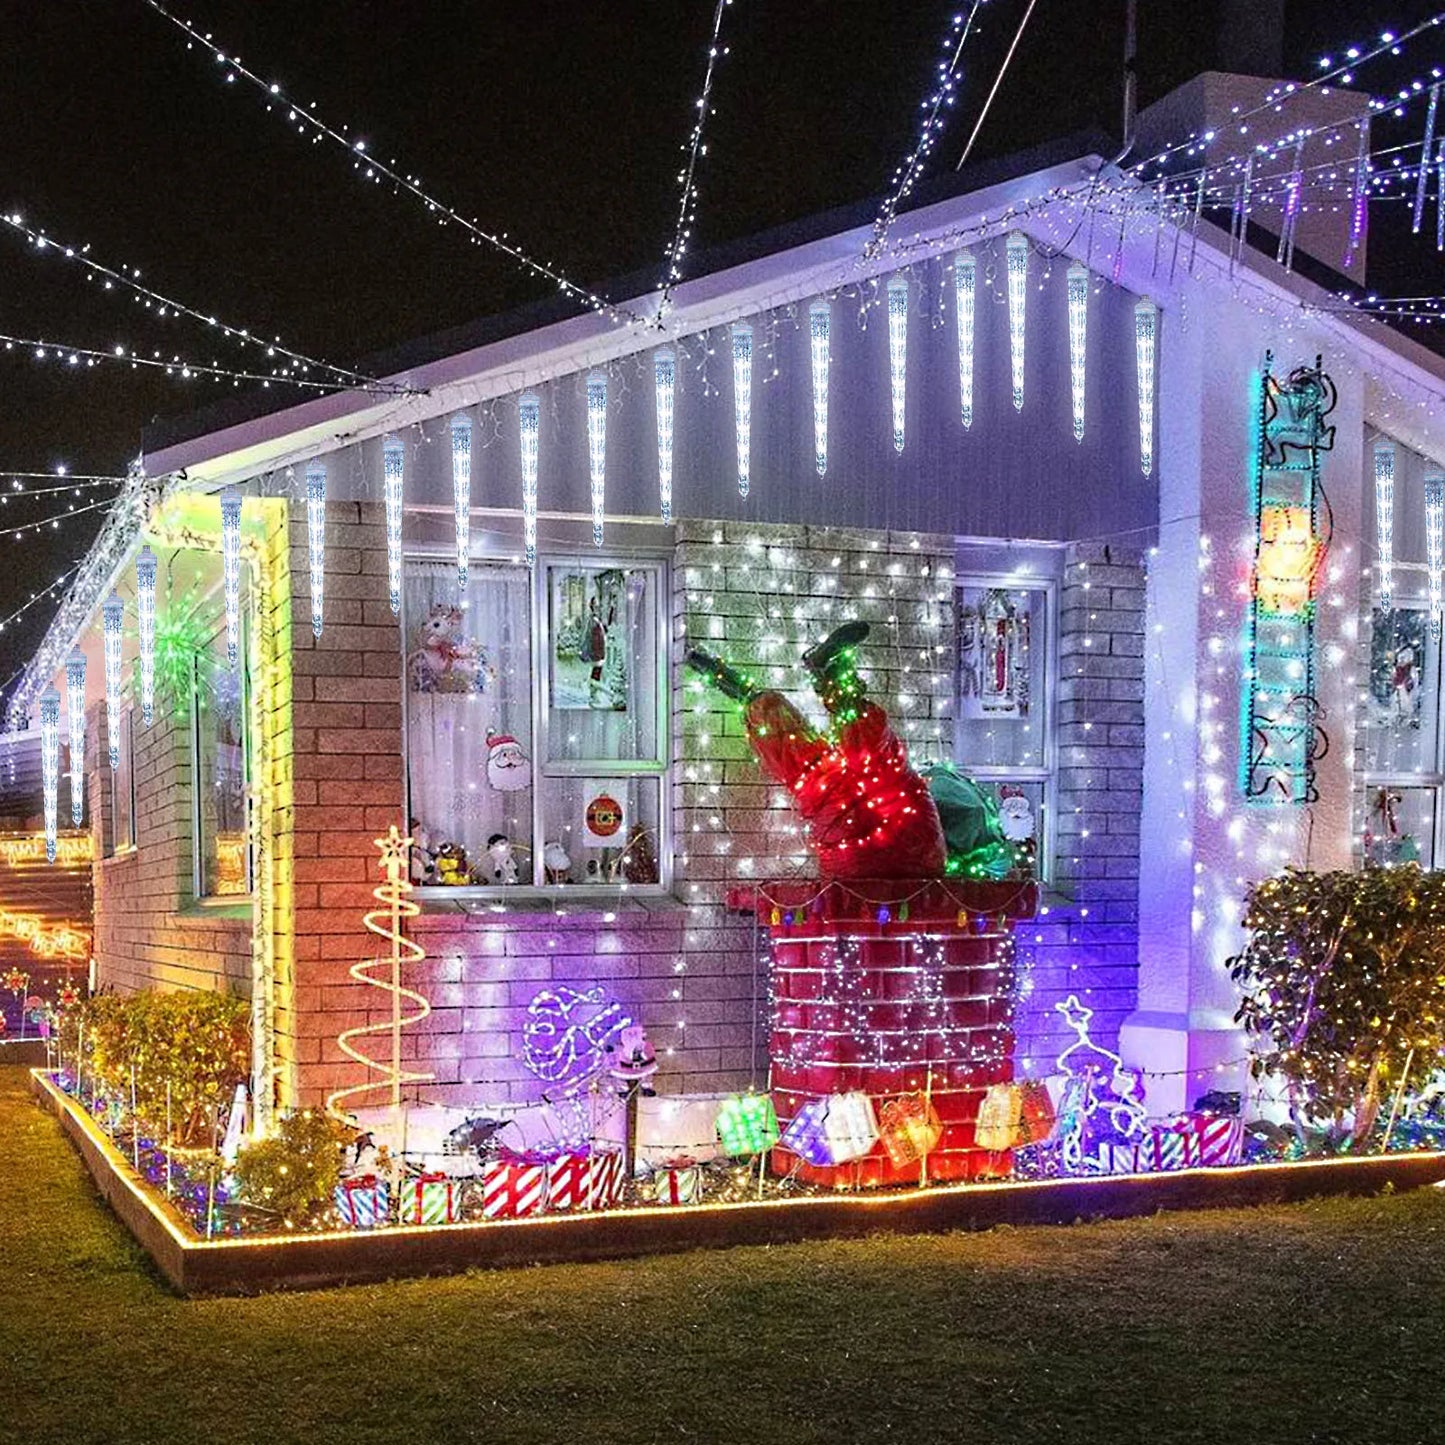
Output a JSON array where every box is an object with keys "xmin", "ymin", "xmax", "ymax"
[
  {"xmin": 584, "ymin": 1148, "xmax": 624, "ymax": 1210},
  {"xmin": 480, "ymin": 1152, "xmax": 548, "ymax": 1219},
  {"xmin": 545, "ymin": 1149, "xmax": 625, "ymax": 1211},
  {"xmin": 1147, "ymin": 1121, "xmax": 1202, "ymax": 1171},
  {"xmin": 1186, "ymin": 1113, "xmax": 1245, "ymax": 1167}
]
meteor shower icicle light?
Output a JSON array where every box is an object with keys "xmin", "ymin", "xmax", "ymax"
[
  {"xmin": 102, "ymin": 592, "xmax": 123, "ymax": 770},
  {"xmin": 1066, "ymin": 262, "xmax": 1088, "ymax": 442},
  {"xmin": 220, "ymin": 488, "xmax": 242, "ymax": 667},
  {"xmin": 954, "ymin": 249, "xmax": 975, "ymax": 429},
  {"xmin": 887, "ymin": 276, "xmax": 909, "ymax": 452},
  {"xmin": 135, "ymin": 546, "xmax": 156, "ymax": 725},
  {"xmin": 809, "ymin": 300, "xmax": 830, "ymax": 475},
  {"xmin": 586, "ymin": 373, "xmax": 607, "ymax": 547},
  {"xmin": 1374, "ymin": 440, "xmax": 1396, "ymax": 611},
  {"xmin": 40, "ymin": 691, "xmax": 59, "ymax": 864},
  {"xmin": 519, "ymin": 393, "xmax": 540, "ymax": 568},
  {"xmin": 1135, "ymin": 299, "xmax": 1157, "ymax": 476},
  {"xmin": 654, "ymin": 349, "xmax": 675, "ymax": 522},
  {"xmin": 1427, "ymin": 475, "xmax": 1445, "ymax": 638},
  {"xmin": 451, "ymin": 414, "xmax": 472, "ymax": 590},
  {"xmin": 305, "ymin": 463, "xmax": 326, "ymax": 638},
  {"xmin": 731, "ymin": 323, "xmax": 753, "ymax": 497},
  {"xmin": 382, "ymin": 437, "xmax": 404, "ymax": 614},
  {"xmin": 64, "ymin": 651, "xmax": 85, "ymax": 826},
  {"xmin": 1005, "ymin": 232, "xmax": 1029, "ymax": 411}
]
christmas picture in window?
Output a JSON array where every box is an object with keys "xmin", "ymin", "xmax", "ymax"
[
  {"xmin": 959, "ymin": 588, "xmax": 1030, "ymax": 720},
  {"xmin": 551, "ymin": 567, "xmax": 629, "ymax": 711},
  {"xmin": 1370, "ymin": 607, "xmax": 1426, "ymax": 731}
]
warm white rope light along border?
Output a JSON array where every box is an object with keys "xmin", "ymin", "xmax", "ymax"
[
  {"xmin": 809, "ymin": 300, "xmax": 830, "ymax": 475},
  {"xmin": 306, "ymin": 464, "xmax": 326, "ymax": 638},
  {"xmin": 954, "ymin": 249, "xmax": 976, "ymax": 430},
  {"xmin": 64, "ymin": 651, "xmax": 85, "ymax": 826},
  {"xmin": 450, "ymin": 415, "xmax": 472, "ymax": 590},
  {"xmin": 654, "ymin": 350, "xmax": 676, "ymax": 522},
  {"xmin": 1374, "ymin": 440, "xmax": 1396, "ymax": 610}
]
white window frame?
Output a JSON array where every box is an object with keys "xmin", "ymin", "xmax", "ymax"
[
  {"xmin": 192, "ymin": 616, "xmax": 253, "ymax": 902},
  {"xmin": 109, "ymin": 706, "xmax": 136, "ymax": 855}
]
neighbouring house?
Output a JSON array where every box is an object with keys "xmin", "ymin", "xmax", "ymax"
[{"xmin": 8, "ymin": 77, "xmax": 1445, "ymax": 1140}]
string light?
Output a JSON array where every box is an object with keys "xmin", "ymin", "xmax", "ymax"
[
  {"xmin": 954, "ymin": 249, "xmax": 975, "ymax": 429},
  {"xmin": 519, "ymin": 394, "xmax": 540, "ymax": 569},
  {"xmin": 731, "ymin": 323, "xmax": 752, "ymax": 498},
  {"xmin": 102, "ymin": 593, "xmax": 123, "ymax": 771},
  {"xmin": 135, "ymin": 547, "xmax": 156, "ymax": 726},
  {"xmin": 0, "ymin": 566, "xmax": 78, "ymax": 640},
  {"xmin": 1005, "ymin": 232, "xmax": 1028, "ymax": 411},
  {"xmin": 809, "ymin": 300, "xmax": 830, "ymax": 475},
  {"xmin": 1066, "ymin": 261, "xmax": 1088, "ymax": 442},
  {"xmin": 40, "ymin": 690, "xmax": 59, "ymax": 864},
  {"xmin": 886, "ymin": 277, "xmax": 909, "ymax": 453},
  {"xmin": 586, "ymin": 373, "xmax": 607, "ymax": 547},
  {"xmin": 450, "ymin": 414, "xmax": 471, "ymax": 590},
  {"xmin": 0, "ymin": 493, "xmax": 115, "ymax": 541},
  {"xmin": 1374, "ymin": 440, "xmax": 1396, "ymax": 611},
  {"xmin": 305, "ymin": 464, "xmax": 326, "ymax": 639},
  {"xmin": 1426, "ymin": 475, "xmax": 1444, "ymax": 638},
  {"xmin": 654, "ymin": 350, "xmax": 675, "ymax": 522},
  {"xmin": 64, "ymin": 652, "xmax": 85, "ymax": 827},
  {"xmin": 1413, "ymin": 81, "xmax": 1439, "ymax": 234},
  {"xmin": 219, "ymin": 488, "xmax": 243, "ymax": 666},
  {"xmin": 1134, "ymin": 300, "xmax": 1157, "ymax": 477},
  {"xmin": 382, "ymin": 438, "xmax": 404, "ymax": 615}
]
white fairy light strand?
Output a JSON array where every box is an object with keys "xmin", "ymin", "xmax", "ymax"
[
  {"xmin": 0, "ymin": 566, "xmax": 79, "ymax": 638},
  {"xmin": 0, "ymin": 494, "xmax": 117, "ymax": 540}
]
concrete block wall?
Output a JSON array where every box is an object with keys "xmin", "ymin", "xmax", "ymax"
[{"xmin": 1015, "ymin": 540, "xmax": 1145, "ymax": 1073}]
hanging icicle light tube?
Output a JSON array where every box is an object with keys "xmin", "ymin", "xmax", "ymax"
[
  {"xmin": 520, "ymin": 394, "xmax": 540, "ymax": 568},
  {"xmin": 451, "ymin": 414, "xmax": 472, "ymax": 591},
  {"xmin": 382, "ymin": 437, "xmax": 404, "ymax": 615},
  {"xmin": 220, "ymin": 488, "xmax": 243, "ymax": 668},
  {"xmin": 1426, "ymin": 475, "xmax": 1444, "ymax": 639},
  {"xmin": 809, "ymin": 300, "xmax": 830, "ymax": 476},
  {"xmin": 954, "ymin": 249, "xmax": 976, "ymax": 430},
  {"xmin": 654, "ymin": 350, "xmax": 675, "ymax": 523},
  {"xmin": 887, "ymin": 277, "xmax": 909, "ymax": 453},
  {"xmin": 102, "ymin": 592, "xmax": 123, "ymax": 771},
  {"xmin": 306, "ymin": 463, "xmax": 326, "ymax": 638},
  {"xmin": 1374, "ymin": 440, "xmax": 1396, "ymax": 612},
  {"xmin": 731, "ymin": 323, "xmax": 752, "ymax": 498},
  {"xmin": 40, "ymin": 690, "xmax": 59, "ymax": 864},
  {"xmin": 1066, "ymin": 262, "xmax": 1089, "ymax": 442},
  {"xmin": 136, "ymin": 546, "xmax": 156, "ymax": 726},
  {"xmin": 1135, "ymin": 299, "xmax": 1157, "ymax": 477},
  {"xmin": 1005, "ymin": 232, "xmax": 1029, "ymax": 411},
  {"xmin": 586, "ymin": 373, "xmax": 608, "ymax": 547},
  {"xmin": 65, "ymin": 651, "xmax": 85, "ymax": 827}
]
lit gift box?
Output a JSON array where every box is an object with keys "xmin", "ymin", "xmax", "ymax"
[
  {"xmin": 715, "ymin": 1094, "xmax": 780, "ymax": 1156},
  {"xmin": 974, "ymin": 1082, "xmax": 1023, "ymax": 1151},
  {"xmin": 1016, "ymin": 1081, "xmax": 1056, "ymax": 1146},
  {"xmin": 1178, "ymin": 1112, "xmax": 1245, "ymax": 1167},
  {"xmin": 397, "ymin": 1171, "xmax": 458, "ymax": 1226},
  {"xmin": 781, "ymin": 1099, "xmax": 833, "ymax": 1166},
  {"xmin": 651, "ymin": 1157, "xmax": 703, "ymax": 1205},
  {"xmin": 546, "ymin": 1148, "xmax": 625, "ymax": 1211},
  {"xmin": 823, "ymin": 1091, "xmax": 878, "ymax": 1164},
  {"xmin": 1145, "ymin": 1122, "xmax": 1197, "ymax": 1171},
  {"xmin": 1091, "ymin": 1139, "xmax": 1146, "ymax": 1175},
  {"xmin": 334, "ymin": 1174, "xmax": 389, "ymax": 1228},
  {"xmin": 479, "ymin": 1151, "xmax": 549, "ymax": 1219},
  {"xmin": 878, "ymin": 1093, "xmax": 943, "ymax": 1167}
]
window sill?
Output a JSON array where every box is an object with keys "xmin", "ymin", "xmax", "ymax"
[
  {"xmin": 100, "ymin": 847, "xmax": 137, "ymax": 865},
  {"xmin": 415, "ymin": 886, "xmax": 685, "ymax": 917},
  {"xmin": 175, "ymin": 900, "xmax": 253, "ymax": 923}
]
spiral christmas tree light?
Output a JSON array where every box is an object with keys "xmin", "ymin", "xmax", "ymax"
[
  {"xmin": 1135, "ymin": 299, "xmax": 1157, "ymax": 477},
  {"xmin": 887, "ymin": 276, "xmax": 909, "ymax": 452},
  {"xmin": 305, "ymin": 463, "xmax": 326, "ymax": 638},
  {"xmin": 64, "ymin": 652, "xmax": 85, "ymax": 826},
  {"xmin": 731, "ymin": 322, "xmax": 753, "ymax": 497},
  {"xmin": 382, "ymin": 436, "xmax": 405, "ymax": 614},
  {"xmin": 40, "ymin": 691, "xmax": 59, "ymax": 864},
  {"xmin": 135, "ymin": 547, "xmax": 156, "ymax": 725},
  {"xmin": 519, "ymin": 393, "xmax": 540, "ymax": 568},
  {"xmin": 1066, "ymin": 262, "xmax": 1089, "ymax": 442},
  {"xmin": 654, "ymin": 349, "xmax": 675, "ymax": 522},
  {"xmin": 450, "ymin": 413, "xmax": 472, "ymax": 590},
  {"xmin": 219, "ymin": 488, "xmax": 242, "ymax": 667},
  {"xmin": 586, "ymin": 373, "xmax": 607, "ymax": 547},
  {"xmin": 1427, "ymin": 475, "xmax": 1444, "ymax": 638},
  {"xmin": 1374, "ymin": 440, "xmax": 1396, "ymax": 611},
  {"xmin": 102, "ymin": 592, "xmax": 124, "ymax": 770},
  {"xmin": 954, "ymin": 249, "xmax": 976, "ymax": 430},
  {"xmin": 326, "ymin": 826, "xmax": 436, "ymax": 1125},
  {"xmin": 809, "ymin": 300, "xmax": 830, "ymax": 475},
  {"xmin": 1005, "ymin": 231, "xmax": 1029, "ymax": 411}
]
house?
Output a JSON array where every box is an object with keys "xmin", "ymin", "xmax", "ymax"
[{"xmin": 9, "ymin": 79, "xmax": 1445, "ymax": 1138}]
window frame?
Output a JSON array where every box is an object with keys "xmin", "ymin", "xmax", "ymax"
[
  {"xmin": 401, "ymin": 544, "xmax": 673, "ymax": 898},
  {"xmin": 952, "ymin": 569, "xmax": 1059, "ymax": 884},
  {"xmin": 109, "ymin": 705, "xmax": 136, "ymax": 856},
  {"xmin": 191, "ymin": 614, "xmax": 253, "ymax": 902}
]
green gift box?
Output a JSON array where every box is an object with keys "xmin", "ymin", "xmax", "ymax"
[{"xmin": 715, "ymin": 1094, "xmax": 780, "ymax": 1156}]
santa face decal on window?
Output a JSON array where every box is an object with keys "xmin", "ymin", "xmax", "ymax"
[{"xmin": 485, "ymin": 731, "xmax": 532, "ymax": 792}]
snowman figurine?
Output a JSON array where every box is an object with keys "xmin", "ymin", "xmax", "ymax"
[{"xmin": 484, "ymin": 833, "xmax": 518, "ymax": 886}]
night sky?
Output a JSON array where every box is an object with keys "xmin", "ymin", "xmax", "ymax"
[{"xmin": 2, "ymin": 0, "xmax": 1440, "ymax": 684}]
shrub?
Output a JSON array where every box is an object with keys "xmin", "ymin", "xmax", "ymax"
[
  {"xmin": 232, "ymin": 1111, "xmax": 351, "ymax": 1225},
  {"xmin": 1229, "ymin": 864, "xmax": 1445, "ymax": 1147}
]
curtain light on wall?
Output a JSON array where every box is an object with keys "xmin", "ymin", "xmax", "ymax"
[
  {"xmin": 1066, "ymin": 262, "xmax": 1088, "ymax": 442},
  {"xmin": 731, "ymin": 322, "xmax": 753, "ymax": 497},
  {"xmin": 135, "ymin": 546, "xmax": 156, "ymax": 726},
  {"xmin": 586, "ymin": 373, "xmax": 607, "ymax": 547},
  {"xmin": 1374, "ymin": 440, "xmax": 1396, "ymax": 611},
  {"xmin": 1427, "ymin": 475, "xmax": 1445, "ymax": 638},
  {"xmin": 654, "ymin": 349, "xmax": 675, "ymax": 523},
  {"xmin": 450, "ymin": 414, "xmax": 472, "ymax": 591},
  {"xmin": 519, "ymin": 393, "xmax": 540, "ymax": 568},
  {"xmin": 102, "ymin": 592, "xmax": 123, "ymax": 771},
  {"xmin": 220, "ymin": 487, "xmax": 242, "ymax": 667},
  {"xmin": 305, "ymin": 463, "xmax": 326, "ymax": 639},
  {"xmin": 1005, "ymin": 232, "xmax": 1029, "ymax": 411},
  {"xmin": 809, "ymin": 300, "xmax": 830, "ymax": 476},
  {"xmin": 382, "ymin": 437, "xmax": 404, "ymax": 615},
  {"xmin": 886, "ymin": 277, "xmax": 909, "ymax": 453},
  {"xmin": 1134, "ymin": 300, "xmax": 1157, "ymax": 477},
  {"xmin": 64, "ymin": 651, "xmax": 85, "ymax": 827},
  {"xmin": 954, "ymin": 249, "xmax": 975, "ymax": 430},
  {"xmin": 40, "ymin": 690, "xmax": 59, "ymax": 864}
]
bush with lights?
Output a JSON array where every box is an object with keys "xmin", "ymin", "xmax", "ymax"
[
  {"xmin": 1229, "ymin": 864, "xmax": 1445, "ymax": 1149},
  {"xmin": 232, "ymin": 1111, "xmax": 352, "ymax": 1227}
]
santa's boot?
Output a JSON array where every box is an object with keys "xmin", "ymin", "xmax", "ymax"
[{"xmin": 801, "ymin": 621, "xmax": 871, "ymax": 719}]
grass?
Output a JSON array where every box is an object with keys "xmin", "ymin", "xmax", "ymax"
[{"xmin": 5, "ymin": 1063, "xmax": 1445, "ymax": 1445}]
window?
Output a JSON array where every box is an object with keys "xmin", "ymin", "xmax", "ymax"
[
  {"xmin": 404, "ymin": 553, "xmax": 668, "ymax": 892},
  {"xmin": 194, "ymin": 621, "xmax": 251, "ymax": 898},
  {"xmin": 954, "ymin": 578, "xmax": 1055, "ymax": 880},
  {"xmin": 110, "ymin": 707, "xmax": 135, "ymax": 854},
  {"xmin": 1361, "ymin": 602, "xmax": 1442, "ymax": 867}
]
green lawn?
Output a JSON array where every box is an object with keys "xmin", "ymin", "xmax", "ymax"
[{"xmin": 5, "ymin": 1062, "xmax": 1445, "ymax": 1445}]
